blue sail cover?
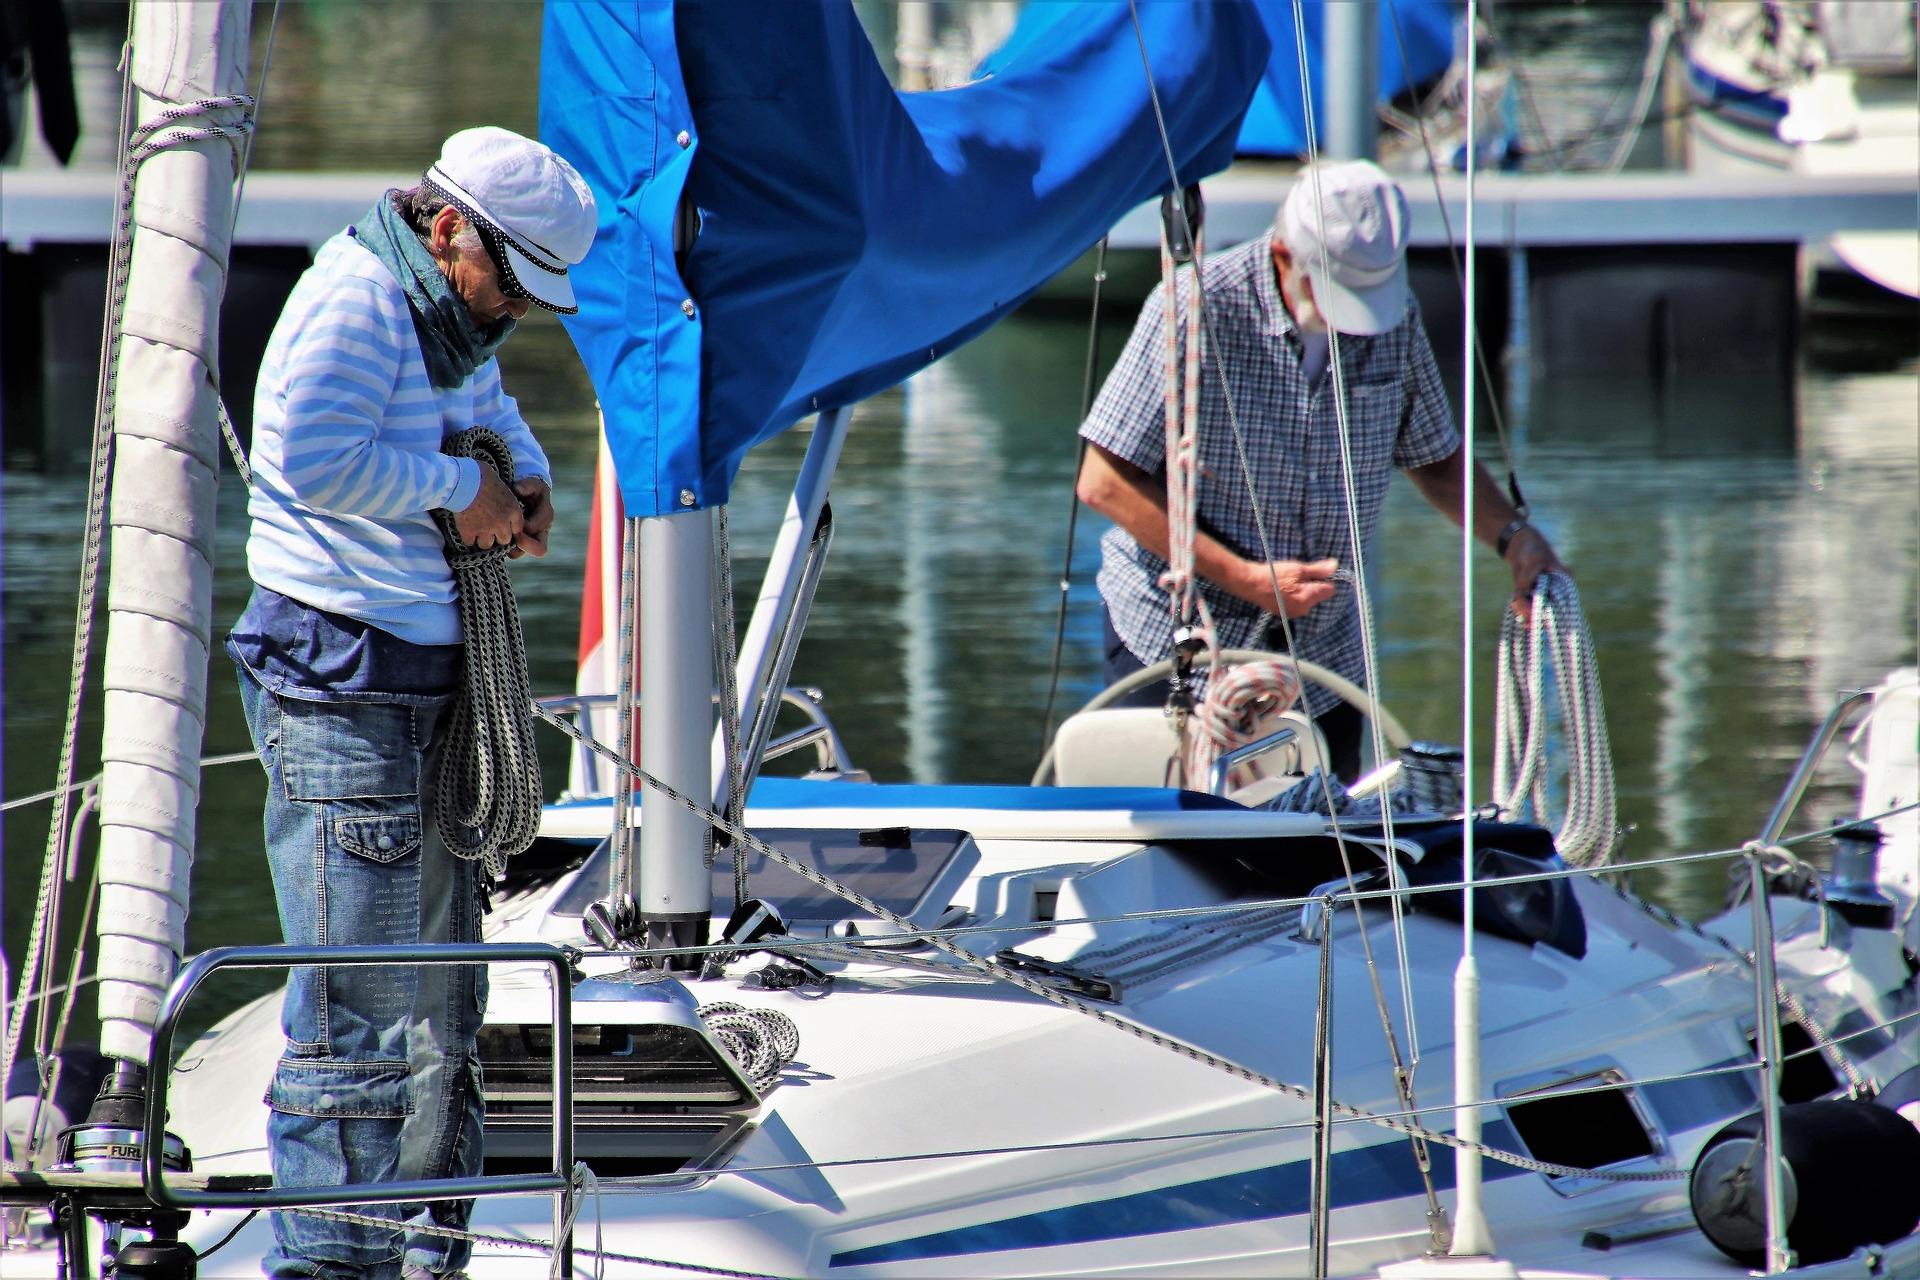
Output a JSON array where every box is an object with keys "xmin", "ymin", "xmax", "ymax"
[
  {"xmin": 980, "ymin": 1, "xmax": 1457, "ymax": 160},
  {"xmin": 1236, "ymin": 0, "xmax": 1456, "ymax": 158},
  {"xmin": 540, "ymin": 1, "xmax": 1269, "ymax": 517}
]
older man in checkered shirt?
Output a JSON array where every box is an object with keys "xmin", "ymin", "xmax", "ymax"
[{"xmin": 1077, "ymin": 161, "xmax": 1564, "ymax": 781}]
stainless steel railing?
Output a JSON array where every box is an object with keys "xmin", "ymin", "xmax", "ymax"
[
  {"xmin": 538, "ymin": 687, "xmax": 853, "ymax": 798},
  {"xmin": 145, "ymin": 942, "xmax": 578, "ymax": 1273}
]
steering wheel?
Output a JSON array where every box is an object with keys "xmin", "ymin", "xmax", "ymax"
[{"xmin": 1032, "ymin": 649, "xmax": 1412, "ymax": 786}]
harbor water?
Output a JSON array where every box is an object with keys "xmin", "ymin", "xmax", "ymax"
[{"xmin": 3, "ymin": 2, "xmax": 1917, "ymax": 1035}]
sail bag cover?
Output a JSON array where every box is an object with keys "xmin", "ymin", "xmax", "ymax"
[
  {"xmin": 541, "ymin": 0, "xmax": 1268, "ymax": 517},
  {"xmin": 1229, "ymin": 0, "xmax": 1453, "ymax": 158}
]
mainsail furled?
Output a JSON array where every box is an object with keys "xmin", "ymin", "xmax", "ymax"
[{"xmin": 540, "ymin": 0, "xmax": 1269, "ymax": 517}]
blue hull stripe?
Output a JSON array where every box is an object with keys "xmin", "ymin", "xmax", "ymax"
[
  {"xmin": 831, "ymin": 1121, "xmax": 1531, "ymax": 1267},
  {"xmin": 832, "ymin": 1058, "xmax": 1767, "ymax": 1269},
  {"xmin": 1682, "ymin": 60, "xmax": 1788, "ymax": 133}
]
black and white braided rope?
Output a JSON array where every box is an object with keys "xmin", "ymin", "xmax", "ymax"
[
  {"xmin": 700, "ymin": 1001, "xmax": 801, "ymax": 1092},
  {"xmin": 434, "ymin": 428, "xmax": 544, "ymax": 878}
]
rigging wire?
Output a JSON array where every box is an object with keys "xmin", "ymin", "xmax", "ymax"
[
  {"xmin": 1277, "ymin": 0, "xmax": 1442, "ymax": 1232},
  {"xmin": 1382, "ymin": 0, "xmax": 1526, "ymax": 513},
  {"xmin": 1036, "ymin": 235, "xmax": 1111, "ymax": 762}
]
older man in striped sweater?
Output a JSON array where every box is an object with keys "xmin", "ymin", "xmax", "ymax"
[{"xmin": 226, "ymin": 127, "xmax": 595, "ymax": 1280}]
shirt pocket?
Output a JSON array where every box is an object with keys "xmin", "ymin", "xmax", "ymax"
[
  {"xmin": 1347, "ymin": 378, "xmax": 1400, "ymax": 406},
  {"xmin": 279, "ymin": 700, "xmax": 420, "ymax": 802}
]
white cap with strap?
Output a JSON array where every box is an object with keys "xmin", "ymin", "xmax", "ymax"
[{"xmin": 425, "ymin": 126, "xmax": 598, "ymax": 315}]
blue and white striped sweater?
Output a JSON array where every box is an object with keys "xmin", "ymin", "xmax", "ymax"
[{"xmin": 246, "ymin": 231, "xmax": 550, "ymax": 645}]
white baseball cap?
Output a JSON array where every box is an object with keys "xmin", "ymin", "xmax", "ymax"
[
  {"xmin": 424, "ymin": 126, "xmax": 598, "ymax": 315},
  {"xmin": 1278, "ymin": 160, "xmax": 1411, "ymax": 335}
]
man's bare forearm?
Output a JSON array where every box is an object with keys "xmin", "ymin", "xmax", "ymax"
[
  {"xmin": 1077, "ymin": 444, "xmax": 1260, "ymax": 604},
  {"xmin": 1405, "ymin": 446, "xmax": 1524, "ymax": 550}
]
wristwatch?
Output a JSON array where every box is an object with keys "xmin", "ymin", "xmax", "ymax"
[{"xmin": 1496, "ymin": 518, "xmax": 1531, "ymax": 558}]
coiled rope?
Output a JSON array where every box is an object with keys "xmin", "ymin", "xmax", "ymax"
[
  {"xmin": 1492, "ymin": 571, "xmax": 1618, "ymax": 866},
  {"xmin": 698, "ymin": 1001, "xmax": 800, "ymax": 1092},
  {"xmin": 433, "ymin": 428, "xmax": 543, "ymax": 878},
  {"xmin": 1184, "ymin": 659, "xmax": 1303, "ymax": 789}
]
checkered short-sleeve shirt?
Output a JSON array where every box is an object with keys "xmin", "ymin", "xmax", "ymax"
[{"xmin": 1080, "ymin": 232, "xmax": 1459, "ymax": 716}]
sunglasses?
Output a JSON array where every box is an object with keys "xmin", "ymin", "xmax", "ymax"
[{"xmin": 470, "ymin": 217, "xmax": 534, "ymax": 305}]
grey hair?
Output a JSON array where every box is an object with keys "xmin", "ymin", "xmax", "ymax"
[{"xmin": 391, "ymin": 184, "xmax": 481, "ymax": 253}]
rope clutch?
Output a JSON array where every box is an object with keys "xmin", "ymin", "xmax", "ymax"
[{"xmin": 433, "ymin": 428, "xmax": 543, "ymax": 877}]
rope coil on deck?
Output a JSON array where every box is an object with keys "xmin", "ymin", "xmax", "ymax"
[
  {"xmin": 699, "ymin": 1001, "xmax": 800, "ymax": 1092},
  {"xmin": 434, "ymin": 427, "xmax": 543, "ymax": 877}
]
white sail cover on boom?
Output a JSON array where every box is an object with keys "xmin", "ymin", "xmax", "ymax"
[{"xmin": 95, "ymin": 0, "xmax": 250, "ymax": 1063}]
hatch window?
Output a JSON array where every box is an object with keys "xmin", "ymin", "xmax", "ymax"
[{"xmin": 1502, "ymin": 1067, "xmax": 1662, "ymax": 1194}]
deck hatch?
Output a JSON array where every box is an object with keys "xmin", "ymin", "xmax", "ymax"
[{"xmin": 1500, "ymin": 1066, "xmax": 1665, "ymax": 1193}]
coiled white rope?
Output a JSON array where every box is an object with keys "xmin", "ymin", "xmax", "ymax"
[
  {"xmin": 433, "ymin": 428, "xmax": 544, "ymax": 878},
  {"xmin": 1492, "ymin": 571, "xmax": 1618, "ymax": 866}
]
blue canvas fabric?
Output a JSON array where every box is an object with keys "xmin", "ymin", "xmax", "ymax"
[
  {"xmin": 1230, "ymin": 0, "xmax": 1456, "ymax": 159},
  {"xmin": 540, "ymin": 0, "xmax": 1269, "ymax": 518},
  {"xmin": 977, "ymin": 1, "xmax": 1455, "ymax": 160}
]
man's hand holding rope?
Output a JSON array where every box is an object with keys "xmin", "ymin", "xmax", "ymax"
[
  {"xmin": 511, "ymin": 475, "xmax": 553, "ymax": 558},
  {"xmin": 1500, "ymin": 523, "xmax": 1566, "ymax": 625},
  {"xmin": 454, "ymin": 462, "xmax": 525, "ymax": 550},
  {"xmin": 1237, "ymin": 555, "xmax": 1339, "ymax": 618}
]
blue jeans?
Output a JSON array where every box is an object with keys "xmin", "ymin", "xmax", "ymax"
[{"xmin": 237, "ymin": 671, "xmax": 487, "ymax": 1279}]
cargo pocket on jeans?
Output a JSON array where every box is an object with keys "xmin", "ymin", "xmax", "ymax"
[
  {"xmin": 267, "ymin": 1057, "xmax": 413, "ymax": 1118},
  {"xmin": 333, "ymin": 810, "xmax": 423, "ymax": 865}
]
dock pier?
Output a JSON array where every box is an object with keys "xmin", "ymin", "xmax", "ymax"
[{"xmin": 3, "ymin": 168, "xmax": 1913, "ymax": 469}]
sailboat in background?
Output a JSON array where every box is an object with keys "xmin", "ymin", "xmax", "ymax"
[
  {"xmin": 5, "ymin": 2, "xmax": 1920, "ymax": 1278},
  {"xmin": 1678, "ymin": 0, "xmax": 1920, "ymax": 298}
]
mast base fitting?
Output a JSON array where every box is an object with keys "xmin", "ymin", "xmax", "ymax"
[
  {"xmin": 79, "ymin": 1059, "xmax": 149, "ymax": 1129},
  {"xmin": 58, "ymin": 1124, "xmax": 191, "ymax": 1176},
  {"xmin": 644, "ymin": 914, "xmax": 710, "ymax": 972}
]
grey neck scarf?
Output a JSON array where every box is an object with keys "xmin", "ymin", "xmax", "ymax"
[{"xmin": 355, "ymin": 192, "xmax": 515, "ymax": 389}]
